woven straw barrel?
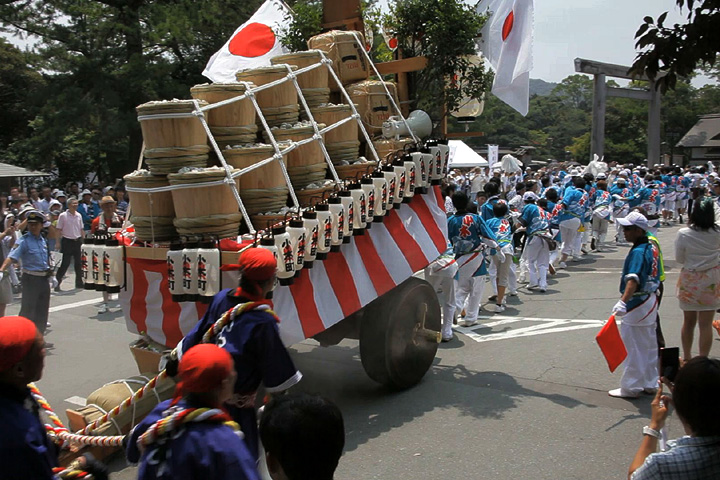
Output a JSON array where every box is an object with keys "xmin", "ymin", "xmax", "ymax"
[
  {"xmin": 307, "ymin": 30, "xmax": 369, "ymax": 91},
  {"xmin": 167, "ymin": 168, "xmax": 240, "ymax": 220},
  {"xmin": 123, "ymin": 173, "xmax": 175, "ymax": 218},
  {"xmin": 307, "ymin": 104, "xmax": 359, "ymax": 164},
  {"xmin": 262, "ymin": 124, "xmax": 327, "ymax": 188},
  {"xmin": 271, "ymin": 50, "xmax": 328, "ymax": 90},
  {"xmin": 366, "ymin": 137, "xmax": 415, "ymax": 162},
  {"xmin": 223, "ymin": 145, "xmax": 289, "ymax": 215},
  {"xmin": 348, "ymin": 80, "xmax": 399, "ymax": 135},
  {"xmin": 137, "ymin": 100, "xmax": 210, "ymax": 174},
  {"xmin": 334, "ymin": 162, "xmax": 377, "ymax": 182},
  {"xmin": 236, "ymin": 66, "xmax": 299, "ymax": 127}
]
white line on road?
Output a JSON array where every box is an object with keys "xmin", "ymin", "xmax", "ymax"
[
  {"xmin": 64, "ymin": 395, "xmax": 87, "ymax": 407},
  {"xmin": 455, "ymin": 316, "xmax": 605, "ymax": 343},
  {"xmin": 49, "ymin": 298, "xmax": 103, "ymax": 313}
]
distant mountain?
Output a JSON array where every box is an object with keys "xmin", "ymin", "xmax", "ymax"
[{"xmin": 530, "ymin": 78, "xmax": 557, "ymax": 97}]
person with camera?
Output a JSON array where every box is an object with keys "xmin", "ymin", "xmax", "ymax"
[
  {"xmin": 628, "ymin": 357, "xmax": 720, "ymax": 479},
  {"xmin": 0, "ymin": 211, "xmax": 52, "ymax": 333}
]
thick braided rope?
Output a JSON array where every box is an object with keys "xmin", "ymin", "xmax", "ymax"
[
  {"xmin": 30, "ymin": 382, "xmax": 127, "ymax": 448},
  {"xmin": 52, "ymin": 467, "xmax": 90, "ymax": 479},
  {"xmin": 202, "ymin": 301, "xmax": 279, "ymax": 344},
  {"xmin": 137, "ymin": 407, "xmax": 238, "ymax": 451},
  {"xmin": 79, "ymin": 370, "xmax": 168, "ymax": 436}
]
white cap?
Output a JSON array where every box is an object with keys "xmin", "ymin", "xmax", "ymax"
[
  {"xmin": 54, "ymin": 190, "xmax": 67, "ymax": 199},
  {"xmin": 596, "ymin": 173, "xmax": 607, "ymax": 179},
  {"xmin": 80, "ymin": 189, "xmax": 92, "ymax": 196},
  {"xmin": 523, "ymin": 191, "xmax": 539, "ymax": 202},
  {"xmin": 617, "ymin": 211, "xmax": 649, "ymax": 231}
]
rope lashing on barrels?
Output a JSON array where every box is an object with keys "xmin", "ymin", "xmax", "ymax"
[{"xmin": 129, "ymin": 49, "xmax": 389, "ymax": 233}]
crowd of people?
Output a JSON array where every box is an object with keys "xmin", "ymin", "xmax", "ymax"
[{"xmin": 0, "ymin": 181, "xmax": 128, "ymax": 332}]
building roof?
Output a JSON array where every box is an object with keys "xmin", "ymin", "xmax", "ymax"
[
  {"xmin": 0, "ymin": 162, "xmax": 49, "ymax": 178},
  {"xmin": 677, "ymin": 114, "xmax": 720, "ymax": 148}
]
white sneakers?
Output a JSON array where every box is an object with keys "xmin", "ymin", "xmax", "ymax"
[
  {"xmin": 608, "ymin": 388, "xmax": 640, "ymax": 399},
  {"xmin": 495, "ymin": 304, "xmax": 506, "ymax": 313},
  {"xmin": 557, "ymin": 262, "xmax": 568, "ymax": 270},
  {"xmin": 98, "ymin": 303, "xmax": 108, "ymax": 314}
]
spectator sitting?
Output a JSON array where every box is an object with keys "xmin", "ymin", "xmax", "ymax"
[
  {"xmin": 260, "ymin": 393, "xmax": 345, "ymax": 480},
  {"xmin": 629, "ymin": 357, "xmax": 720, "ymax": 479}
]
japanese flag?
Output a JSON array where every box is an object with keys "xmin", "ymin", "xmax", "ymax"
[
  {"xmin": 477, "ymin": 0, "xmax": 534, "ymax": 116},
  {"xmin": 203, "ymin": 0, "xmax": 293, "ymax": 83},
  {"xmin": 381, "ymin": 25, "xmax": 398, "ymax": 52}
]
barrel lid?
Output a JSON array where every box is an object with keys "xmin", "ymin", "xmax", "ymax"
[
  {"xmin": 426, "ymin": 139, "xmax": 438, "ymax": 147},
  {"xmin": 338, "ymin": 190, "xmax": 351, "ymax": 197},
  {"xmin": 184, "ymin": 240, "xmax": 199, "ymax": 249},
  {"xmin": 361, "ymin": 177, "xmax": 374, "ymax": 184},
  {"xmin": 272, "ymin": 225, "xmax": 286, "ymax": 235},
  {"xmin": 136, "ymin": 99, "xmax": 207, "ymax": 116},
  {"xmin": 328, "ymin": 197, "xmax": 341, "ymax": 204},
  {"xmin": 316, "ymin": 203, "xmax": 330, "ymax": 211},
  {"xmin": 83, "ymin": 237, "xmax": 95, "ymax": 245},
  {"xmin": 392, "ymin": 158, "xmax": 404, "ymax": 166},
  {"xmin": 105, "ymin": 238, "xmax": 120, "ymax": 247},
  {"xmin": 93, "ymin": 236, "xmax": 107, "ymax": 244},
  {"xmin": 402, "ymin": 153, "xmax": 414, "ymax": 162},
  {"xmin": 198, "ymin": 240, "xmax": 215, "ymax": 249},
  {"xmin": 170, "ymin": 241, "xmax": 184, "ymax": 251},
  {"xmin": 260, "ymin": 237, "xmax": 275, "ymax": 246},
  {"xmin": 382, "ymin": 165, "xmax": 394, "ymax": 172},
  {"xmin": 438, "ymin": 138, "xmax": 448, "ymax": 145},
  {"xmin": 289, "ymin": 218, "xmax": 304, "ymax": 228},
  {"xmin": 302, "ymin": 210, "xmax": 318, "ymax": 219},
  {"xmin": 190, "ymin": 82, "xmax": 254, "ymax": 94},
  {"xmin": 348, "ymin": 182, "xmax": 362, "ymax": 189},
  {"xmin": 236, "ymin": 65, "xmax": 298, "ymax": 78}
]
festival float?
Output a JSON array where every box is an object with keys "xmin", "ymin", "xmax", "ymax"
[{"xmin": 34, "ymin": 0, "xmax": 495, "ymax": 470}]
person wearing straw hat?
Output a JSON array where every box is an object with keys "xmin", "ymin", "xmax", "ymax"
[
  {"xmin": 0, "ymin": 211, "xmax": 52, "ymax": 333},
  {"xmin": 167, "ymin": 247, "xmax": 302, "ymax": 461},
  {"xmin": 77, "ymin": 189, "xmax": 99, "ymax": 231},
  {"xmin": 126, "ymin": 343, "xmax": 260, "ymax": 480}
]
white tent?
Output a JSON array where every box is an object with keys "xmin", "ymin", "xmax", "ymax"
[{"xmin": 448, "ymin": 140, "xmax": 488, "ymax": 168}]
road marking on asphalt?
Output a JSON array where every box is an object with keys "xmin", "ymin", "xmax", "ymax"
[
  {"xmin": 454, "ymin": 315, "xmax": 605, "ymax": 343},
  {"xmin": 49, "ymin": 298, "xmax": 103, "ymax": 313},
  {"xmin": 64, "ymin": 395, "xmax": 87, "ymax": 407}
]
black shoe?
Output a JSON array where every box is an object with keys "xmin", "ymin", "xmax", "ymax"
[
  {"xmin": 488, "ymin": 295, "xmax": 498, "ymax": 302},
  {"xmin": 679, "ymin": 215, "xmax": 683, "ymax": 223},
  {"xmin": 54, "ymin": 285, "xmax": 61, "ymax": 293},
  {"xmin": 590, "ymin": 237, "xmax": 597, "ymax": 251}
]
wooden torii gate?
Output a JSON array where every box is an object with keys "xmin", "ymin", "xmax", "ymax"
[{"xmin": 574, "ymin": 58, "xmax": 662, "ymax": 167}]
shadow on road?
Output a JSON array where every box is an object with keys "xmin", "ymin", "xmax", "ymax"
[{"xmin": 289, "ymin": 343, "xmax": 612, "ymax": 453}]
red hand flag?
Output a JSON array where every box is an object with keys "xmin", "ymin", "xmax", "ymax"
[{"xmin": 596, "ymin": 315, "xmax": 627, "ymax": 373}]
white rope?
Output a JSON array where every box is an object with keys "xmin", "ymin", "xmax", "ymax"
[
  {"xmin": 315, "ymin": 49, "xmax": 383, "ymax": 164},
  {"xmin": 279, "ymin": 60, "xmax": 341, "ymax": 184},
  {"xmin": 350, "ymin": 31, "xmax": 421, "ymax": 145},
  {"xmin": 85, "ymin": 403, "xmax": 123, "ymax": 436}
]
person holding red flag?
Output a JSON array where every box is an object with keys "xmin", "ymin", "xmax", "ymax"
[
  {"xmin": 165, "ymin": 247, "xmax": 302, "ymax": 460},
  {"xmin": 126, "ymin": 343, "xmax": 259, "ymax": 480}
]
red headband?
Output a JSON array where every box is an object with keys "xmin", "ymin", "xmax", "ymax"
[
  {"xmin": 173, "ymin": 344, "xmax": 233, "ymax": 403},
  {"xmin": 0, "ymin": 316, "xmax": 38, "ymax": 371}
]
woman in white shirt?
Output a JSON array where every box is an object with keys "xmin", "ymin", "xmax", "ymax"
[{"xmin": 675, "ymin": 198, "xmax": 720, "ymax": 361}]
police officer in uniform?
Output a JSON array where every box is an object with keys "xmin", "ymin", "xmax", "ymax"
[{"xmin": 0, "ymin": 211, "xmax": 52, "ymax": 333}]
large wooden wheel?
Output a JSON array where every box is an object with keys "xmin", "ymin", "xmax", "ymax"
[{"xmin": 359, "ymin": 277, "xmax": 441, "ymax": 389}]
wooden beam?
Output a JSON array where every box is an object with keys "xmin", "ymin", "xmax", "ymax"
[
  {"xmin": 591, "ymin": 73, "xmax": 607, "ymax": 161},
  {"xmin": 606, "ymin": 86, "xmax": 651, "ymax": 101},
  {"xmin": 446, "ymin": 131, "xmax": 485, "ymax": 138},
  {"xmin": 321, "ymin": 17, "xmax": 363, "ymax": 31},
  {"xmin": 575, "ymin": 58, "xmax": 643, "ymax": 81},
  {"xmin": 375, "ymin": 56, "xmax": 428, "ymax": 75}
]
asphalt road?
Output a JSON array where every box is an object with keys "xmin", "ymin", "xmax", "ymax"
[{"xmin": 13, "ymin": 222, "xmax": 716, "ymax": 480}]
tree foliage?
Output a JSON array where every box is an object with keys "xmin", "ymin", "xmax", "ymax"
[
  {"xmin": 454, "ymin": 74, "xmax": 720, "ymax": 165},
  {"xmin": 630, "ymin": 0, "xmax": 720, "ymax": 92},
  {"xmin": 0, "ymin": 0, "xmax": 262, "ymax": 185}
]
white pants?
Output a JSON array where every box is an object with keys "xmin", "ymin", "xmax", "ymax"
[
  {"xmin": 559, "ymin": 217, "xmax": 581, "ymax": 256},
  {"xmin": 454, "ymin": 275, "xmax": 485, "ymax": 323},
  {"xmin": 619, "ymin": 296, "xmax": 659, "ymax": 393},
  {"xmin": 582, "ymin": 221, "xmax": 592, "ymax": 245},
  {"xmin": 525, "ymin": 236, "xmax": 549, "ymax": 289}
]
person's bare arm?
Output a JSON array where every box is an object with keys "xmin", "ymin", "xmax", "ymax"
[{"xmin": 628, "ymin": 384, "xmax": 671, "ymax": 478}]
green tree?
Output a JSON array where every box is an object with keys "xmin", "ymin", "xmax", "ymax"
[
  {"xmin": 0, "ymin": 0, "xmax": 263, "ymax": 184},
  {"xmin": 630, "ymin": 0, "xmax": 719, "ymax": 92}
]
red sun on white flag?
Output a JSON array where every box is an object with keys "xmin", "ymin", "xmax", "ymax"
[
  {"xmin": 502, "ymin": 11, "xmax": 514, "ymax": 41},
  {"xmin": 228, "ymin": 22, "xmax": 276, "ymax": 57}
]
